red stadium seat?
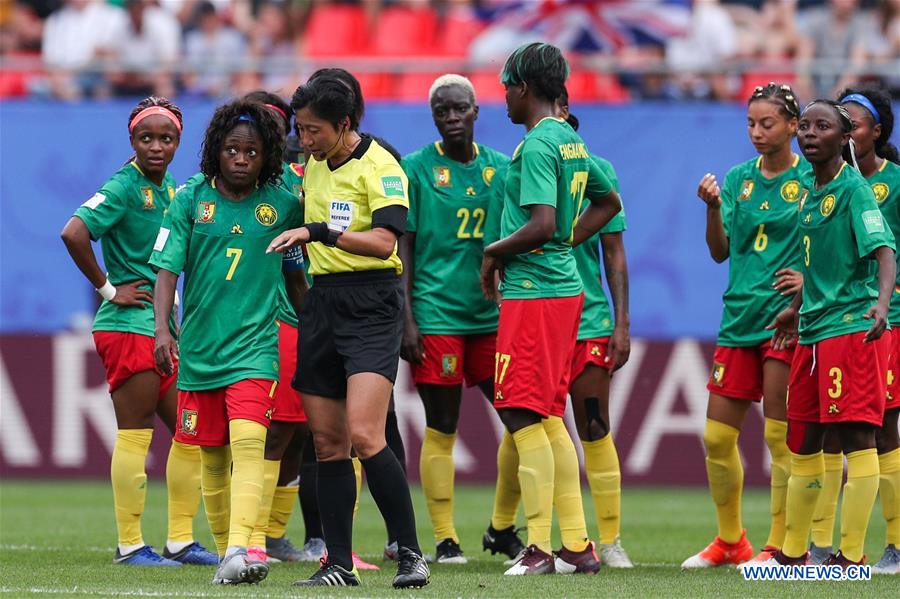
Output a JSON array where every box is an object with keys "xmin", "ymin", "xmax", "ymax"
[
  {"xmin": 566, "ymin": 71, "xmax": 630, "ymax": 103},
  {"xmin": 303, "ymin": 4, "xmax": 368, "ymax": 57},
  {"xmin": 436, "ymin": 10, "xmax": 487, "ymax": 58},
  {"xmin": 393, "ymin": 72, "xmax": 446, "ymax": 102},
  {"xmin": 355, "ymin": 72, "xmax": 393, "ymax": 101},
  {"xmin": 467, "ymin": 70, "xmax": 506, "ymax": 103},
  {"xmin": 739, "ymin": 72, "xmax": 797, "ymax": 102},
  {"xmin": 372, "ymin": 6, "xmax": 438, "ymax": 57}
]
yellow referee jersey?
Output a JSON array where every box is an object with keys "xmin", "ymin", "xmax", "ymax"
[{"xmin": 304, "ymin": 137, "xmax": 408, "ymax": 275}]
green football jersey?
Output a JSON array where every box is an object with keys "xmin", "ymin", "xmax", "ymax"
[
  {"xmin": 798, "ymin": 163, "xmax": 896, "ymax": 344},
  {"xmin": 575, "ymin": 156, "xmax": 626, "ymax": 340},
  {"xmin": 716, "ymin": 155, "xmax": 811, "ymax": 346},
  {"xmin": 498, "ymin": 118, "xmax": 613, "ymax": 300},
  {"xmin": 149, "ymin": 174, "xmax": 304, "ymax": 390},
  {"xmin": 73, "ymin": 162, "xmax": 177, "ymax": 337},
  {"xmin": 870, "ymin": 160, "xmax": 900, "ymax": 324},
  {"xmin": 403, "ymin": 142, "xmax": 509, "ymax": 334},
  {"xmin": 274, "ymin": 161, "xmax": 307, "ymax": 327}
]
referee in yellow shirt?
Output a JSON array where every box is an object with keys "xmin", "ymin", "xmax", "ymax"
[{"xmin": 268, "ymin": 69, "xmax": 429, "ymax": 590}]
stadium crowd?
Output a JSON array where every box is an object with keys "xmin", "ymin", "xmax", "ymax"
[{"xmin": 1, "ymin": 0, "xmax": 898, "ymax": 101}]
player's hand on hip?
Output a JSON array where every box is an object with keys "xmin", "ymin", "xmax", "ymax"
[
  {"xmin": 773, "ymin": 268, "xmax": 803, "ymax": 296},
  {"xmin": 267, "ymin": 227, "xmax": 310, "ymax": 254},
  {"xmin": 154, "ymin": 331, "xmax": 178, "ymax": 376},
  {"xmin": 767, "ymin": 307, "xmax": 799, "ymax": 350},
  {"xmin": 400, "ymin": 319, "xmax": 425, "ymax": 365},
  {"xmin": 110, "ymin": 279, "xmax": 152, "ymax": 308},
  {"xmin": 697, "ymin": 173, "xmax": 722, "ymax": 209},
  {"xmin": 863, "ymin": 304, "xmax": 888, "ymax": 343},
  {"xmin": 607, "ymin": 325, "xmax": 631, "ymax": 371}
]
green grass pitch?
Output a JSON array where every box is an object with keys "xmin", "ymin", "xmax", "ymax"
[{"xmin": 0, "ymin": 481, "xmax": 894, "ymax": 597}]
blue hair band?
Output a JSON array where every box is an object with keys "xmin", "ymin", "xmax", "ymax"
[
  {"xmin": 840, "ymin": 93, "xmax": 880, "ymax": 124},
  {"xmin": 237, "ymin": 114, "xmax": 256, "ymax": 124}
]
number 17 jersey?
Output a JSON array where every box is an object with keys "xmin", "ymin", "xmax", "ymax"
[{"xmin": 717, "ymin": 155, "xmax": 811, "ymax": 346}]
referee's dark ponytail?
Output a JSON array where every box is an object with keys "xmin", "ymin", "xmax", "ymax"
[{"xmin": 291, "ymin": 70, "xmax": 361, "ymax": 132}]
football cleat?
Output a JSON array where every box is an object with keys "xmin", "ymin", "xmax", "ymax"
[
  {"xmin": 393, "ymin": 547, "xmax": 430, "ymax": 589},
  {"xmin": 599, "ymin": 537, "xmax": 634, "ymax": 568},
  {"xmin": 483, "ymin": 524, "xmax": 526, "ymax": 560},
  {"xmin": 873, "ymin": 544, "xmax": 900, "ymax": 575},
  {"xmin": 435, "ymin": 538, "xmax": 468, "ymax": 565},
  {"xmin": 681, "ymin": 529, "xmax": 753, "ymax": 569},
  {"xmin": 113, "ymin": 545, "xmax": 181, "ymax": 566},
  {"xmin": 384, "ymin": 540, "xmax": 399, "ymax": 561},
  {"xmin": 162, "ymin": 542, "xmax": 218, "ymax": 566},
  {"xmin": 247, "ymin": 546, "xmax": 269, "ymax": 563},
  {"xmin": 554, "ymin": 541, "xmax": 600, "ymax": 574},
  {"xmin": 296, "ymin": 537, "xmax": 326, "ymax": 562},
  {"xmin": 740, "ymin": 545, "xmax": 780, "ymax": 566},
  {"xmin": 504, "ymin": 544, "xmax": 555, "ymax": 576},
  {"xmin": 352, "ymin": 551, "xmax": 380, "ymax": 570},
  {"xmin": 822, "ymin": 550, "xmax": 866, "ymax": 569},
  {"xmin": 211, "ymin": 549, "xmax": 268, "ymax": 584},
  {"xmin": 808, "ymin": 543, "xmax": 832, "ymax": 565},
  {"xmin": 292, "ymin": 561, "xmax": 360, "ymax": 587},
  {"xmin": 265, "ymin": 535, "xmax": 304, "ymax": 562}
]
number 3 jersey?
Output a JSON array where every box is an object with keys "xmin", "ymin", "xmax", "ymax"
[
  {"xmin": 402, "ymin": 142, "xmax": 509, "ymax": 334},
  {"xmin": 717, "ymin": 155, "xmax": 811, "ymax": 346},
  {"xmin": 498, "ymin": 117, "xmax": 613, "ymax": 300},
  {"xmin": 149, "ymin": 173, "xmax": 303, "ymax": 390}
]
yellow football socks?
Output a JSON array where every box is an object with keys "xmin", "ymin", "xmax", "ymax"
[
  {"xmin": 880, "ymin": 448, "xmax": 900, "ymax": 546},
  {"xmin": 200, "ymin": 445, "xmax": 232, "ymax": 557},
  {"xmin": 582, "ymin": 434, "xmax": 621, "ymax": 545},
  {"xmin": 249, "ymin": 459, "xmax": 280, "ymax": 549},
  {"xmin": 811, "ymin": 452, "xmax": 843, "ymax": 548},
  {"xmin": 703, "ymin": 419, "xmax": 743, "ymax": 544},
  {"xmin": 420, "ymin": 427, "xmax": 459, "ymax": 543},
  {"xmin": 491, "ymin": 430, "xmax": 521, "ymax": 531},
  {"xmin": 511, "ymin": 423, "xmax": 554, "ymax": 553},
  {"xmin": 840, "ymin": 448, "xmax": 880, "ymax": 563},
  {"xmin": 165, "ymin": 440, "xmax": 201, "ymax": 547},
  {"xmin": 544, "ymin": 417, "xmax": 589, "ymax": 552},
  {"xmin": 782, "ymin": 451, "xmax": 825, "ymax": 558},
  {"xmin": 111, "ymin": 428, "xmax": 153, "ymax": 549},
  {"xmin": 352, "ymin": 457, "xmax": 362, "ymax": 520},
  {"xmin": 267, "ymin": 483, "xmax": 299, "ymax": 540},
  {"xmin": 763, "ymin": 418, "xmax": 790, "ymax": 549},
  {"xmin": 226, "ymin": 419, "xmax": 267, "ymax": 549}
]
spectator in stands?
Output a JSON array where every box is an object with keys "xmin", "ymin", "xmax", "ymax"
[
  {"xmin": 867, "ymin": 0, "xmax": 900, "ymax": 93},
  {"xmin": 41, "ymin": 0, "xmax": 125, "ymax": 99},
  {"xmin": 183, "ymin": 0, "xmax": 247, "ymax": 97},
  {"xmin": 106, "ymin": 0, "xmax": 180, "ymax": 98},
  {"xmin": 665, "ymin": 0, "xmax": 738, "ymax": 99},
  {"xmin": 249, "ymin": 0, "xmax": 298, "ymax": 90},
  {"xmin": 797, "ymin": 0, "xmax": 875, "ymax": 98}
]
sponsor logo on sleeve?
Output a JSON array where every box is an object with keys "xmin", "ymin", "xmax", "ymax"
[
  {"xmin": 82, "ymin": 192, "xmax": 107, "ymax": 210},
  {"xmin": 382, "ymin": 175, "xmax": 406, "ymax": 197},
  {"xmin": 153, "ymin": 227, "xmax": 170, "ymax": 251},
  {"xmin": 862, "ymin": 209, "xmax": 885, "ymax": 233}
]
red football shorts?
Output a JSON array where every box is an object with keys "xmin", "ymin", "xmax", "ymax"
[
  {"xmin": 787, "ymin": 331, "xmax": 890, "ymax": 427},
  {"xmin": 569, "ymin": 337, "xmax": 613, "ymax": 383},
  {"xmin": 175, "ymin": 378, "xmax": 277, "ymax": 446},
  {"xmin": 93, "ymin": 331, "xmax": 177, "ymax": 397},
  {"xmin": 494, "ymin": 294, "xmax": 583, "ymax": 418},
  {"xmin": 411, "ymin": 333, "xmax": 496, "ymax": 387},
  {"xmin": 887, "ymin": 329, "xmax": 900, "ymax": 411},
  {"xmin": 706, "ymin": 340, "xmax": 794, "ymax": 401},
  {"xmin": 273, "ymin": 321, "xmax": 306, "ymax": 422}
]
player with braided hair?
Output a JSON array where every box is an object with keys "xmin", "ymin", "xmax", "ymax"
[
  {"xmin": 61, "ymin": 97, "xmax": 217, "ymax": 567},
  {"xmin": 683, "ymin": 83, "xmax": 812, "ymax": 568}
]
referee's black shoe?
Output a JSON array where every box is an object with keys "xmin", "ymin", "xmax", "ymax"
[
  {"xmin": 292, "ymin": 561, "xmax": 360, "ymax": 587},
  {"xmin": 393, "ymin": 547, "xmax": 430, "ymax": 589},
  {"xmin": 483, "ymin": 524, "xmax": 526, "ymax": 560}
]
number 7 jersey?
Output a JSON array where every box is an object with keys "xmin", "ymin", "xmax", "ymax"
[
  {"xmin": 149, "ymin": 174, "xmax": 303, "ymax": 390},
  {"xmin": 717, "ymin": 154, "xmax": 811, "ymax": 346}
]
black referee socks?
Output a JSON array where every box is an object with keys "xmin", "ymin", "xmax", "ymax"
[
  {"xmin": 316, "ymin": 459, "xmax": 356, "ymax": 571},
  {"xmin": 362, "ymin": 446, "xmax": 422, "ymax": 556}
]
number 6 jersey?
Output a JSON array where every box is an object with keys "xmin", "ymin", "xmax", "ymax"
[
  {"xmin": 716, "ymin": 154, "xmax": 811, "ymax": 346},
  {"xmin": 402, "ymin": 141, "xmax": 509, "ymax": 334},
  {"xmin": 149, "ymin": 173, "xmax": 303, "ymax": 390}
]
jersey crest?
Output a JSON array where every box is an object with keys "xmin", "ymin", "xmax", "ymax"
[
  {"xmin": 255, "ymin": 203, "xmax": 278, "ymax": 226},
  {"xmin": 141, "ymin": 187, "xmax": 155, "ymax": 210},
  {"xmin": 820, "ymin": 194, "xmax": 835, "ymax": 217},
  {"xmin": 197, "ymin": 201, "xmax": 216, "ymax": 223},
  {"xmin": 873, "ymin": 182, "xmax": 889, "ymax": 204},
  {"xmin": 738, "ymin": 180, "xmax": 754, "ymax": 201},
  {"xmin": 441, "ymin": 354, "xmax": 459, "ymax": 377},
  {"xmin": 167, "ymin": 186, "xmax": 175, "ymax": 200},
  {"xmin": 483, "ymin": 166, "xmax": 496, "ymax": 186},
  {"xmin": 780, "ymin": 180, "xmax": 801, "ymax": 203},
  {"xmin": 433, "ymin": 166, "xmax": 452, "ymax": 188},
  {"xmin": 179, "ymin": 409, "xmax": 198, "ymax": 436},
  {"xmin": 710, "ymin": 362, "xmax": 725, "ymax": 385}
]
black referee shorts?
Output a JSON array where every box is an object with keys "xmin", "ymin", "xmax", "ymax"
[{"xmin": 293, "ymin": 268, "xmax": 403, "ymax": 399}]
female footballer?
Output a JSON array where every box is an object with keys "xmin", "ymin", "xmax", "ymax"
[
  {"xmin": 151, "ymin": 100, "xmax": 306, "ymax": 585},
  {"xmin": 61, "ymin": 97, "xmax": 216, "ymax": 567}
]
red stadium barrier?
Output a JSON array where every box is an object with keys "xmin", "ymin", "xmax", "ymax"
[{"xmin": 0, "ymin": 333, "xmax": 772, "ymax": 486}]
